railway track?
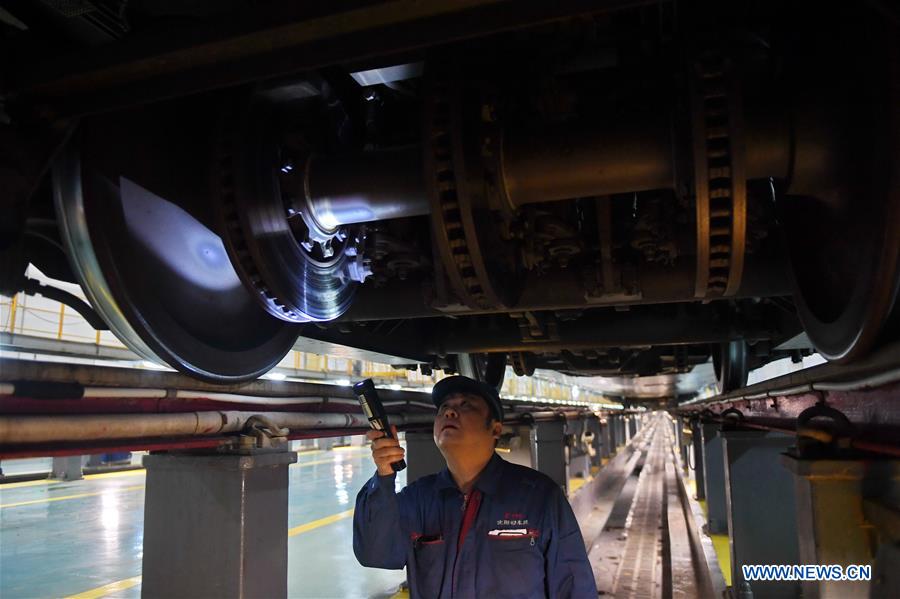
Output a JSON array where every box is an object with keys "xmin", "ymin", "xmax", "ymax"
[{"xmin": 587, "ymin": 414, "xmax": 722, "ymax": 599}]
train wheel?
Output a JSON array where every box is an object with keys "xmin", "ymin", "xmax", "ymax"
[
  {"xmin": 780, "ymin": 193, "xmax": 900, "ymax": 362},
  {"xmin": 456, "ymin": 353, "xmax": 508, "ymax": 390},
  {"xmin": 712, "ymin": 341, "xmax": 748, "ymax": 394},
  {"xmin": 54, "ymin": 102, "xmax": 301, "ymax": 382},
  {"xmin": 778, "ymin": 12, "xmax": 899, "ymax": 362}
]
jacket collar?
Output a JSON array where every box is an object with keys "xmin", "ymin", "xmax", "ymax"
[{"xmin": 435, "ymin": 452, "xmax": 505, "ymax": 496}]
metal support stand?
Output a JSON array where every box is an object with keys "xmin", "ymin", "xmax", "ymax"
[
  {"xmin": 872, "ymin": 544, "xmax": 900, "ymax": 598},
  {"xmin": 692, "ymin": 420, "xmax": 706, "ymax": 500},
  {"xmin": 613, "ymin": 415, "xmax": 624, "ymax": 449},
  {"xmin": 51, "ymin": 456, "xmax": 83, "ymax": 480},
  {"xmin": 722, "ymin": 431, "xmax": 801, "ymax": 599},
  {"xmin": 782, "ymin": 456, "xmax": 899, "ymax": 599},
  {"xmin": 600, "ymin": 418, "xmax": 612, "ymax": 460},
  {"xmin": 141, "ymin": 446, "xmax": 297, "ymax": 599},
  {"xmin": 701, "ymin": 422, "xmax": 727, "ymax": 533},
  {"xmin": 530, "ymin": 420, "xmax": 567, "ymax": 494},
  {"xmin": 405, "ymin": 431, "xmax": 446, "ymax": 484}
]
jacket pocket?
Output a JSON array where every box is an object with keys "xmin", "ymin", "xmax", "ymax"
[
  {"xmin": 409, "ymin": 533, "xmax": 446, "ymax": 598},
  {"xmin": 484, "ymin": 530, "xmax": 544, "ymax": 598}
]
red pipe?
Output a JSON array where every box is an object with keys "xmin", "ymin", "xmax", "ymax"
[{"xmin": 850, "ymin": 440, "xmax": 900, "ymax": 459}]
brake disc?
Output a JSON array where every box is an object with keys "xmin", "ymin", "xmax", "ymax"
[{"xmin": 211, "ymin": 94, "xmax": 365, "ymax": 323}]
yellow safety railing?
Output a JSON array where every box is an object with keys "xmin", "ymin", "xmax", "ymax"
[{"xmin": 2, "ymin": 294, "xmax": 128, "ymax": 348}]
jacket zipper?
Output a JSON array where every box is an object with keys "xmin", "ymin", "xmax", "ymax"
[{"xmin": 451, "ymin": 489, "xmax": 482, "ymax": 596}]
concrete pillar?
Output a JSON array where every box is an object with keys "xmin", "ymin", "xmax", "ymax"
[
  {"xmin": 498, "ymin": 426, "xmax": 533, "ymax": 468},
  {"xmin": 872, "ymin": 543, "xmax": 900, "ymax": 598},
  {"xmin": 405, "ymin": 431, "xmax": 446, "ymax": 484},
  {"xmin": 531, "ymin": 420, "xmax": 567, "ymax": 494},
  {"xmin": 692, "ymin": 420, "xmax": 706, "ymax": 500},
  {"xmin": 782, "ymin": 456, "xmax": 899, "ymax": 599},
  {"xmin": 600, "ymin": 418, "xmax": 612, "ymax": 460},
  {"xmin": 51, "ymin": 456, "xmax": 83, "ymax": 481},
  {"xmin": 722, "ymin": 431, "xmax": 801, "ymax": 599},
  {"xmin": 614, "ymin": 415, "xmax": 625, "ymax": 448},
  {"xmin": 141, "ymin": 447, "xmax": 297, "ymax": 598},
  {"xmin": 607, "ymin": 416, "xmax": 616, "ymax": 451},
  {"xmin": 700, "ymin": 422, "xmax": 727, "ymax": 533},
  {"xmin": 628, "ymin": 415, "xmax": 637, "ymax": 439},
  {"xmin": 608, "ymin": 415, "xmax": 616, "ymax": 450}
]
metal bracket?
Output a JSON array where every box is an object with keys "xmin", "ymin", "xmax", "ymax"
[
  {"xmin": 240, "ymin": 415, "xmax": 290, "ymax": 450},
  {"xmin": 720, "ymin": 407, "xmax": 744, "ymax": 431},
  {"xmin": 795, "ymin": 403, "xmax": 854, "ymax": 459}
]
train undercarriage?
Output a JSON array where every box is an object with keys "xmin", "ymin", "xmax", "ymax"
[{"xmin": 1, "ymin": 0, "xmax": 897, "ymax": 394}]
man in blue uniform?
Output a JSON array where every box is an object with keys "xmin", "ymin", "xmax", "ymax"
[{"xmin": 353, "ymin": 375, "xmax": 598, "ymax": 598}]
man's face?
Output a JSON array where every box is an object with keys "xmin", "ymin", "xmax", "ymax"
[{"xmin": 433, "ymin": 392, "xmax": 500, "ymax": 453}]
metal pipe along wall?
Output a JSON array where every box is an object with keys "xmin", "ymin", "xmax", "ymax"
[{"xmin": 0, "ymin": 411, "xmax": 436, "ymax": 444}]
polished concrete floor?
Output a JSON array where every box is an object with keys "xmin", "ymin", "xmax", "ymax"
[{"xmin": 0, "ymin": 446, "xmax": 407, "ymax": 599}]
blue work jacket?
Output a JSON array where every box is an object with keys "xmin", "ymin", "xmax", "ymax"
[{"xmin": 353, "ymin": 453, "xmax": 598, "ymax": 598}]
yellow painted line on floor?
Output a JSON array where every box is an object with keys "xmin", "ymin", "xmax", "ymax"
[
  {"xmin": 0, "ymin": 469, "xmax": 144, "ymax": 490},
  {"xmin": 711, "ymin": 533, "xmax": 732, "ymax": 587},
  {"xmin": 390, "ymin": 588, "xmax": 410, "ymax": 599},
  {"xmin": 0, "ymin": 478, "xmax": 57, "ymax": 489},
  {"xmin": 84, "ymin": 469, "xmax": 145, "ymax": 480},
  {"xmin": 0, "ymin": 485, "xmax": 145, "ymax": 509},
  {"xmin": 65, "ymin": 575, "xmax": 143, "ymax": 599},
  {"xmin": 288, "ymin": 508, "xmax": 354, "ymax": 537}
]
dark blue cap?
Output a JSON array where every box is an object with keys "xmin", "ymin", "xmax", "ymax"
[{"xmin": 431, "ymin": 375, "xmax": 504, "ymax": 422}]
